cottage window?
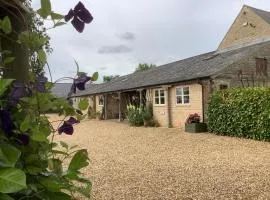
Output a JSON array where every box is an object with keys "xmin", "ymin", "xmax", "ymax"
[
  {"xmin": 176, "ymin": 87, "xmax": 190, "ymax": 104},
  {"xmin": 98, "ymin": 96, "xmax": 104, "ymax": 106},
  {"xmin": 154, "ymin": 89, "xmax": 165, "ymax": 105}
]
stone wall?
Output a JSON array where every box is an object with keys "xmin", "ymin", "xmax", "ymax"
[
  {"xmin": 218, "ymin": 6, "xmax": 270, "ymax": 50},
  {"xmin": 214, "ymin": 44, "xmax": 270, "ymax": 87}
]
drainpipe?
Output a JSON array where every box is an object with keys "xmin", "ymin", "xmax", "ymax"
[
  {"xmin": 197, "ymin": 79, "xmax": 205, "ymax": 123},
  {"xmin": 118, "ymin": 92, "xmax": 122, "ymax": 122},
  {"xmin": 162, "ymin": 85, "xmax": 171, "ymax": 128},
  {"xmin": 104, "ymin": 94, "xmax": 108, "ymax": 120}
]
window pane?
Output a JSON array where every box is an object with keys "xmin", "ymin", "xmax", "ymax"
[
  {"xmin": 183, "ymin": 87, "xmax": 189, "ymax": 95},
  {"xmin": 160, "ymin": 90, "xmax": 165, "ymax": 97},
  {"xmin": 176, "ymin": 96, "xmax": 182, "ymax": 104},
  {"xmin": 176, "ymin": 88, "xmax": 182, "ymax": 96},
  {"xmin": 160, "ymin": 97, "xmax": 165, "ymax": 104},
  {"xmin": 155, "ymin": 90, "xmax": 159, "ymax": 97},
  {"xmin": 184, "ymin": 96, "xmax": 190, "ymax": 104},
  {"xmin": 155, "ymin": 97, "xmax": 159, "ymax": 104}
]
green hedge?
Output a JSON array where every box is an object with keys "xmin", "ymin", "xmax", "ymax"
[{"xmin": 207, "ymin": 87, "xmax": 270, "ymax": 141}]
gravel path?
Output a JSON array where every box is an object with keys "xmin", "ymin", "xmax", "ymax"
[{"xmin": 52, "ymin": 117, "xmax": 270, "ymax": 200}]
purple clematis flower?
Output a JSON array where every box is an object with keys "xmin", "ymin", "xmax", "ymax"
[
  {"xmin": 0, "ymin": 109, "xmax": 14, "ymax": 137},
  {"xmin": 17, "ymin": 134, "xmax": 30, "ymax": 145},
  {"xmin": 74, "ymin": 73, "xmax": 91, "ymax": 91},
  {"xmin": 65, "ymin": 1, "xmax": 93, "ymax": 33},
  {"xmin": 67, "ymin": 117, "xmax": 80, "ymax": 124},
  {"xmin": 58, "ymin": 117, "xmax": 80, "ymax": 135},
  {"xmin": 34, "ymin": 73, "xmax": 48, "ymax": 93},
  {"xmin": 9, "ymin": 81, "xmax": 30, "ymax": 106}
]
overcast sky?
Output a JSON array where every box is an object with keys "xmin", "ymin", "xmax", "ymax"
[{"xmin": 32, "ymin": 0, "xmax": 270, "ymax": 82}]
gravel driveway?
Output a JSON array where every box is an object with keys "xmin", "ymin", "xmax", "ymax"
[{"xmin": 52, "ymin": 117, "xmax": 270, "ymax": 200}]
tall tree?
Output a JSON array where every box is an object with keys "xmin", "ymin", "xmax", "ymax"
[
  {"xmin": 135, "ymin": 63, "xmax": 156, "ymax": 72},
  {"xmin": 103, "ymin": 75, "xmax": 120, "ymax": 82}
]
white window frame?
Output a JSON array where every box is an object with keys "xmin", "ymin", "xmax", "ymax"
[
  {"xmin": 154, "ymin": 89, "xmax": 166, "ymax": 105},
  {"xmin": 98, "ymin": 96, "xmax": 104, "ymax": 106},
  {"xmin": 175, "ymin": 86, "xmax": 190, "ymax": 105}
]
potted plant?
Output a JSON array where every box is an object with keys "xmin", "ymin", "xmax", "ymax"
[{"xmin": 184, "ymin": 113, "xmax": 207, "ymax": 133}]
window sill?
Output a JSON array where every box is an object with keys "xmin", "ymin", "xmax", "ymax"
[
  {"xmin": 175, "ymin": 103, "xmax": 191, "ymax": 107},
  {"xmin": 154, "ymin": 104, "xmax": 166, "ymax": 107}
]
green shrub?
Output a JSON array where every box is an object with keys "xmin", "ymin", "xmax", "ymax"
[
  {"xmin": 141, "ymin": 106, "xmax": 152, "ymax": 121},
  {"xmin": 126, "ymin": 105, "xmax": 144, "ymax": 126},
  {"xmin": 207, "ymin": 87, "xmax": 270, "ymax": 141}
]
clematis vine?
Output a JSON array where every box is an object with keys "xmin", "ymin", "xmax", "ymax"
[{"xmin": 65, "ymin": 1, "xmax": 93, "ymax": 33}]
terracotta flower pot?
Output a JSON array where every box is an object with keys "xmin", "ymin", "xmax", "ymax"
[{"xmin": 144, "ymin": 120, "xmax": 149, "ymax": 127}]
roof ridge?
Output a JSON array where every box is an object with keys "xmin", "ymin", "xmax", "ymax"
[
  {"xmin": 245, "ymin": 5, "xmax": 270, "ymax": 24},
  {"xmin": 244, "ymin": 5, "xmax": 270, "ymax": 13}
]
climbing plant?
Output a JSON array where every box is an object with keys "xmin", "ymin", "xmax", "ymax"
[{"xmin": 0, "ymin": 0, "xmax": 97, "ymax": 199}]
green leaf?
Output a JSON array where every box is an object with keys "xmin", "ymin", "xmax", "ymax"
[
  {"xmin": 39, "ymin": 177, "xmax": 61, "ymax": 192},
  {"xmin": 78, "ymin": 99, "xmax": 89, "ymax": 111},
  {"xmin": 30, "ymin": 128, "xmax": 49, "ymax": 142},
  {"xmin": 20, "ymin": 116, "xmax": 31, "ymax": 132},
  {"xmin": 0, "ymin": 79, "xmax": 13, "ymax": 97},
  {"xmin": 50, "ymin": 150, "xmax": 69, "ymax": 156},
  {"xmin": 37, "ymin": 191, "xmax": 72, "ymax": 200},
  {"xmin": 48, "ymin": 159, "xmax": 62, "ymax": 175},
  {"xmin": 39, "ymin": 0, "xmax": 52, "ymax": 18},
  {"xmin": 51, "ymin": 12, "xmax": 64, "ymax": 20},
  {"xmin": 3, "ymin": 57, "xmax": 15, "ymax": 66},
  {"xmin": 18, "ymin": 31, "xmax": 48, "ymax": 50},
  {"xmin": 26, "ymin": 166, "xmax": 43, "ymax": 175},
  {"xmin": 54, "ymin": 21, "xmax": 66, "ymax": 28},
  {"xmin": 68, "ymin": 149, "xmax": 89, "ymax": 171},
  {"xmin": 0, "ymin": 168, "xmax": 26, "ymax": 193},
  {"xmin": 38, "ymin": 49, "xmax": 47, "ymax": 65},
  {"xmin": 60, "ymin": 141, "xmax": 69, "ymax": 149},
  {"xmin": 72, "ymin": 183, "xmax": 91, "ymax": 198},
  {"xmin": 1, "ymin": 16, "xmax": 12, "ymax": 34},
  {"xmin": 0, "ymin": 194, "xmax": 14, "ymax": 200},
  {"xmin": 0, "ymin": 143, "xmax": 21, "ymax": 168},
  {"xmin": 91, "ymin": 72, "xmax": 99, "ymax": 81}
]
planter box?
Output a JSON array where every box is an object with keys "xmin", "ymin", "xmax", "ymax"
[{"xmin": 185, "ymin": 123, "xmax": 207, "ymax": 133}]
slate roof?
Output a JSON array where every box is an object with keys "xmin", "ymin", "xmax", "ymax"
[
  {"xmin": 72, "ymin": 40, "xmax": 270, "ymax": 97},
  {"xmin": 247, "ymin": 5, "xmax": 270, "ymax": 24},
  {"xmin": 51, "ymin": 83, "xmax": 73, "ymax": 98}
]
